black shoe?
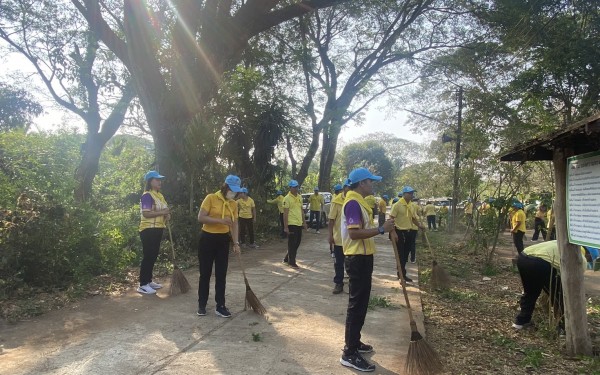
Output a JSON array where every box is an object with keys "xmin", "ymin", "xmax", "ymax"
[
  {"xmin": 405, "ymin": 276, "xmax": 414, "ymax": 283},
  {"xmin": 332, "ymin": 284, "xmax": 343, "ymax": 294},
  {"xmin": 197, "ymin": 307, "xmax": 206, "ymax": 316},
  {"xmin": 340, "ymin": 351, "xmax": 375, "ymax": 372},
  {"xmin": 289, "ymin": 263, "xmax": 300, "ymax": 269},
  {"xmin": 282, "ymin": 259, "xmax": 289, "ymax": 265},
  {"xmin": 358, "ymin": 342, "xmax": 373, "ymax": 353},
  {"xmin": 215, "ymin": 305, "xmax": 232, "ymax": 318}
]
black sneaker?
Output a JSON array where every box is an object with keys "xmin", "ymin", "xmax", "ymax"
[
  {"xmin": 197, "ymin": 307, "xmax": 206, "ymax": 316},
  {"xmin": 340, "ymin": 351, "xmax": 375, "ymax": 372},
  {"xmin": 215, "ymin": 305, "xmax": 232, "ymax": 318},
  {"xmin": 282, "ymin": 259, "xmax": 289, "ymax": 265},
  {"xmin": 289, "ymin": 263, "xmax": 300, "ymax": 269},
  {"xmin": 332, "ymin": 284, "xmax": 343, "ymax": 294},
  {"xmin": 358, "ymin": 342, "xmax": 373, "ymax": 353},
  {"xmin": 405, "ymin": 276, "xmax": 414, "ymax": 283}
]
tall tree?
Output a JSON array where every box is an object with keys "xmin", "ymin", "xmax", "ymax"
[
  {"xmin": 0, "ymin": 0, "xmax": 135, "ymax": 202},
  {"xmin": 69, "ymin": 0, "xmax": 347, "ymax": 202}
]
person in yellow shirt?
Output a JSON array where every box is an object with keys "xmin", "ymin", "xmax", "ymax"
[
  {"xmin": 438, "ymin": 205, "xmax": 448, "ymax": 229},
  {"xmin": 390, "ymin": 186, "xmax": 425, "ymax": 282},
  {"xmin": 308, "ymin": 187, "xmax": 325, "ymax": 233},
  {"xmin": 138, "ymin": 170, "xmax": 170, "ymax": 295},
  {"xmin": 283, "ymin": 180, "xmax": 308, "ymax": 268},
  {"xmin": 378, "ymin": 195, "xmax": 388, "ymax": 227},
  {"xmin": 424, "ymin": 201, "xmax": 437, "ymax": 231},
  {"xmin": 267, "ymin": 190, "xmax": 285, "ymax": 238},
  {"xmin": 328, "ymin": 180, "xmax": 349, "ymax": 294},
  {"xmin": 547, "ymin": 207, "xmax": 556, "ymax": 240},
  {"xmin": 237, "ymin": 188, "xmax": 258, "ymax": 248},
  {"xmin": 513, "ymin": 240, "xmax": 587, "ymax": 331},
  {"xmin": 464, "ymin": 199, "xmax": 474, "ymax": 227},
  {"xmin": 532, "ymin": 204, "xmax": 548, "ymax": 241},
  {"xmin": 339, "ymin": 168, "xmax": 394, "ymax": 372},
  {"xmin": 196, "ymin": 175, "xmax": 242, "ymax": 318},
  {"xmin": 511, "ymin": 201, "xmax": 526, "ymax": 254}
]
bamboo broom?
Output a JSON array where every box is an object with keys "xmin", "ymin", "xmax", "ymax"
[
  {"xmin": 423, "ymin": 232, "xmax": 451, "ymax": 290},
  {"xmin": 229, "ymin": 233, "xmax": 266, "ymax": 315},
  {"xmin": 167, "ymin": 223, "xmax": 192, "ymax": 296},
  {"xmin": 391, "ymin": 231, "xmax": 443, "ymax": 375}
]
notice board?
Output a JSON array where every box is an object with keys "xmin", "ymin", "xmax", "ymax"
[{"xmin": 567, "ymin": 150, "xmax": 600, "ymax": 248}]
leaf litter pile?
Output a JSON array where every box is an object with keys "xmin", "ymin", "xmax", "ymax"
[{"xmin": 419, "ymin": 231, "xmax": 600, "ymax": 374}]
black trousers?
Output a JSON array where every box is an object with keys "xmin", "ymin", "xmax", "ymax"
[
  {"xmin": 279, "ymin": 213, "xmax": 286, "ymax": 237},
  {"xmin": 378, "ymin": 213, "xmax": 386, "ymax": 227},
  {"xmin": 344, "ymin": 255, "xmax": 374, "ymax": 354},
  {"xmin": 395, "ymin": 229, "xmax": 411, "ymax": 278},
  {"xmin": 513, "ymin": 231, "xmax": 525, "ymax": 253},
  {"xmin": 333, "ymin": 245, "xmax": 345, "ymax": 285},
  {"xmin": 408, "ymin": 229, "xmax": 417, "ymax": 263},
  {"xmin": 139, "ymin": 228, "xmax": 163, "ymax": 286},
  {"xmin": 284, "ymin": 225, "xmax": 303, "ymax": 265},
  {"xmin": 239, "ymin": 217, "xmax": 255, "ymax": 244},
  {"xmin": 532, "ymin": 218, "xmax": 547, "ymax": 241},
  {"xmin": 515, "ymin": 253, "xmax": 563, "ymax": 325},
  {"xmin": 198, "ymin": 231, "xmax": 230, "ymax": 308},
  {"xmin": 309, "ymin": 210, "xmax": 321, "ymax": 230},
  {"xmin": 427, "ymin": 215, "xmax": 437, "ymax": 230}
]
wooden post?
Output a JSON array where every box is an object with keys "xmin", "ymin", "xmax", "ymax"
[{"xmin": 553, "ymin": 147, "xmax": 592, "ymax": 356}]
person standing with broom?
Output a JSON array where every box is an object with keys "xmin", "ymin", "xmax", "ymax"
[
  {"xmin": 283, "ymin": 180, "xmax": 307, "ymax": 268},
  {"xmin": 339, "ymin": 168, "xmax": 394, "ymax": 372},
  {"xmin": 196, "ymin": 175, "xmax": 242, "ymax": 318},
  {"xmin": 267, "ymin": 190, "xmax": 286, "ymax": 238},
  {"xmin": 138, "ymin": 171, "xmax": 170, "ymax": 295}
]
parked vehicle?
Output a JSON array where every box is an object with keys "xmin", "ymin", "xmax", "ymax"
[{"xmin": 302, "ymin": 192, "xmax": 332, "ymax": 228}]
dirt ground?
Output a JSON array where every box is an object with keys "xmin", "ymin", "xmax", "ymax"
[{"xmin": 0, "ymin": 231, "xmax": 423, "ymax": 375}]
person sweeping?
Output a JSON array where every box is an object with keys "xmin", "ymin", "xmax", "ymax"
[
  {"xmin": 237, "ymin": 187, "xmax": 258, "ymax": 248},
  {"xmin": 339, "ymin": 167, "xmax": 394, "ymax": 372},
  {"xmin": 196, "ymin": 175, "xmax": 242, "ymax": 318},
  {"xmin": 511, "ymin": 201, "xmax": 526, "ymax": 254},
  {"xmin": 138, "ymin": 171, "xmax": 170, "ymax": 295},
  {"xmin": 267, "ymin": 190, "xmax": 286, "ymax": 238},
  {"xmin": 283, "ymin": 180, "xmax": 308, "ymax": 268}
]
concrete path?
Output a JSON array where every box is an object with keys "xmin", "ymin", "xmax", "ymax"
[{"xmin": 0, "ymin": 232, "xmax": 423, "ymax": 375}]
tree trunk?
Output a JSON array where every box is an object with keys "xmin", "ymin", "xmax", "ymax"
[
  {"xmin": 318, "ymin": 122, "xmax": 342, "ymax": 190},
  {"xmin": 296, "ymin": 123, "xmax": 324, "ymax": 184},
  {"xmin": 553, "ymin": 147, "xmax": 592, "ymax": 356},
  {"xmin": 74, "ymin": 134, "xmax": 104, "ymax": 202}
]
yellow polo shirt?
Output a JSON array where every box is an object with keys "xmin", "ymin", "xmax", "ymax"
[
  {"xmin": 341, "ymin": 191, "xmax": 376, "ymax": 256},
  {"xmin": 267, "ymin": 195, "xmax": 284, "ymax": 213},
  {"xmin": 309, "ymin": 193, "xmax": 324, "ymax": 211},
  {"xmin": 523, "ymin": 240, "xmax": 587, "ymax": 272},
  {"xmin": 378, "ymin": 199, "xmax": 387, "ymax": 215},
  {"xmin": 364, "ymin": 195, "xmax": 376, "ymax": 209},
  {"xmin": 283, "ymin": 192, "xmax": 304, "ymax": 226},
  {"xmin": 237, "ymin": 197, "xmax": 255, "ymax": 219},
  {"xmin": 425, "ymin": 204, "xmax": 436, "ymax": 216},
  {"xmin": 465, "ymin": 202, "xmax": 473, "ymax": 214},
  {"xmin": 200, "ymin": 192, "xmax": 239, "ymax": 234},
  {"xmin": 511, "ymin": 209, "xmax": 526, "ymax": 233},
  {"xmin": 329, "ymin": 193, "xmax": 344, "ymax": 246},
  {"xmin": 390, "ymin": 198, "xmax": 418, "ymax": 230}
]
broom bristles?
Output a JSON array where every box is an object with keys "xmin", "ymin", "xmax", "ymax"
[
  {"xmin": 169, "ymin": 266, "xmax": 192, "ymax": 296},
  {"xmin": 244, "ymin": 283, "xmax": 267, "ymax": 315},
  {"xmin": 406, "ymin": 337, "xmax": 444, "ymax": 375},
  {"xmin": 430, "ymin": 262, "xmax": 451, "ymax": 290}
]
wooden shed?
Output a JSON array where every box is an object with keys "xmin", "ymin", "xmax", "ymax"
[{"xmin": 500, "ymin": 113, "xmax": 600, "ymax": 356}]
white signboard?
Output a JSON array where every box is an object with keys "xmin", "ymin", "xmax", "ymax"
[{"xmin": 567, "ymin": 151, "xmax": 600, "ymax": 248}]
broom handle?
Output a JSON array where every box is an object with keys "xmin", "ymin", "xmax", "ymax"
[
  {"xmin": 424, "ymin": 231, "xmax": 436, "ymax": 261},
  {"xmin": 167, "ymin": 222, "xmax": 176, "ymax": 261},
  {"xmin": 390, "ymin": 231, "xmax": 416, "ymax": 323},
  {"xmin": 228, "ymin": 233, "xmax": 247, "ymax": 279}
]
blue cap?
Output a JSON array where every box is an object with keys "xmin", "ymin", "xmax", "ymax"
[
  {"xmin": 334, "ymin": 184, "xmax": 343, "ymax": 191},
  {"xmin": 241, "ymin": 187, "xmax": 248, "ymax": 194},
  {"xmin": 512, "ymin": 201, "xmax": 524, "ymax": 209},
  {"xmin": 392, "ymin": 197, "xmax": 399, "ymax": 203},
  {"xmin": 225, "ymin": 175, "xmax": 243, "ymax": 193},
  {"xmin": 314, "ymin": 187, "xmax": 319, "ymax": 191},
  {"xmin": 343, "ymin": 178, "xmax": 352, "ymax": 187},
  {"xmin": 383, "ymin": 195, "xmax": 389, "ymax": 200},
  {"xmin": 289, "ymin": 180, "xmax": 299, "ymax": 188},
  {"xmin": 402, "ymin": 186, "xmax": 416, "ymax": 194},
  {"xmin": 276, "ymin": 190, "xmax": 283, "ymax": 195},
  {"xmin": 348, "ymin": 167, "xmax": 382, "ymax": 184},
  {"xmin": 144, "ymin": 170, "xmax": 165, "ymax": 181}
]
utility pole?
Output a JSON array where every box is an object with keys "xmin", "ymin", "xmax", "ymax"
[{"xmin": 450, "ymin": 86, "xmax": 463, "ymax": 232}]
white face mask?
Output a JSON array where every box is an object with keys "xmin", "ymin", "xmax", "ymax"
[{"xmin": 226, "ymin": 191, "xmax": 236, "ymax": 200}]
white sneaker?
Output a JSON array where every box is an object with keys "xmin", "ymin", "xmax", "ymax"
[
  {"xmin": 148, "ymin": 281, "xmax": 163, "ymax": 289},
  {"xmin": 137, "ymin": 284, "xmax": 157, "ymax": 294},
  {"xmin": 316, "ymin": 230, "xmax": 321, "ymax": 234}
]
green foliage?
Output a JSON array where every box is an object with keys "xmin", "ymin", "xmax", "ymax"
[
  {"xmin": 251, "ymin": 332, "xmax": 262, "ymax": 342},
  {"xmin": 0, "ymin": 83, "xmax": 42, "ymax": 132},
  {"xmin": 368, "ymin": 295, "xmax": 392, "ymax": 310},
  {"xmin": 340, "ymin": 141, "xmax": 395, "ymax": 194},
  {"xmin": 521, "ymin": 348, "xmax": 543, "ymax": 368}
]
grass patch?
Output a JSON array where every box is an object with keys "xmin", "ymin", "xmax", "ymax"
[
  {"xmin": 368, "ymin": 295, "xmax": 392, "ymax": 310},
  {"xmin": 481, "ymin": 263, "xmax": 500, "ymax": 277},
  {"xmin": 439, "ymin": 289, "xmax": 479, "ymax": 302},
  {"xmin": 491, "ymin": 333, "xmax": 517, "ymax": 349},
  {"xmin": 521, "ymin": 348, "xmax": 543, "ymax": 368},
  {"xmin": 251, "ymin": 333, "xmax": 262, "ymax": 342}
]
